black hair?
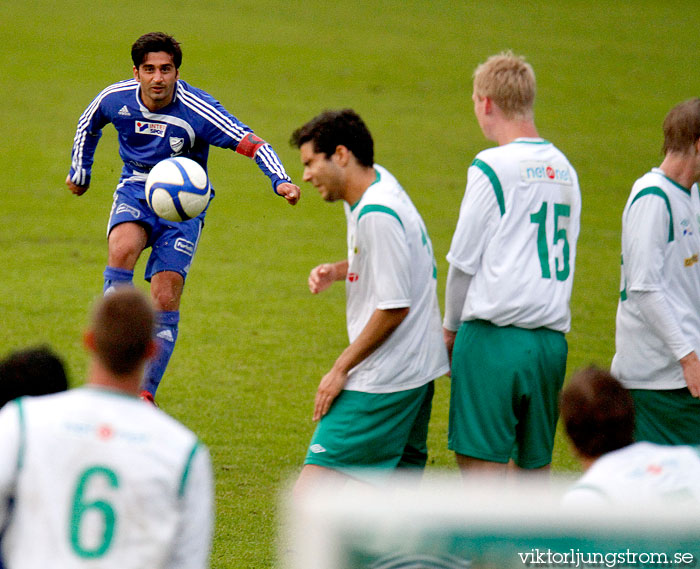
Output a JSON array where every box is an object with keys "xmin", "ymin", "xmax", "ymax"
[
  {"xmin": 131, "ymin": 32, "xmax": 182, "ymax": 69},
  {"xmin": 290, "ymin": 109, "xmax": 374, "ymax": 167}
]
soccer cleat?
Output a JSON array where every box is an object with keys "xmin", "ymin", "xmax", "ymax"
[{"xmin": 140, "ymin": 390, "xmax": 158, "ymax": 406}]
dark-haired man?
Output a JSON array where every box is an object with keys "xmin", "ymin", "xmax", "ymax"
[
  {"xmin": 66, "ymin": 32, "xmax": 300, "ymax": 401},
  {"xmin": 0, "ymin": 288, "xmax": 213, "ymax": 567},
  {"xmin": 290, "ymin": 109, "xmax": 449, "ymax": 491},
  {"xmin": 0, "ymin": 345, "xmax": 69, "ymax": 409},
  {"xmin": 560, "ymin": 367, "xmax": 700, "ymax": 508},
  {"xmin": 612, "ymin": 98, "xmax": 700, "ymax": 445}
]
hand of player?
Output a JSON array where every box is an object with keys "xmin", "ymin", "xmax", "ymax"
[
  {"xmin": 276, "ymin": 182, "xmax": 300, "ymax": 205},
  {"xmin": 443, "ymin": 327, "xmax": 457, "ymax": 377},
  {"xmin": 65, "ymin": 175, "xmax": 89, "ymax": 196},
  {"xmin": 680, "ymin": 351, "xmax": 700, "ymax": 398},
  {"xmin": 313, "ymin": 366, "xmax": 347, "ymax": 421},
  {"xmin": 308, "ymin": 263, "xmax": 337, "ymax": 294}
]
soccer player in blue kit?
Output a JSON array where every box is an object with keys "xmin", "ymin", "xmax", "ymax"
[{"xmin": 66, "ymin": 32, "xmax": 300, "ymax": 402}]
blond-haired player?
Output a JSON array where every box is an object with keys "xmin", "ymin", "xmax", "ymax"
[{"xmin": 444, "ymin": 51, "xmax": 581, "ymax": 474}]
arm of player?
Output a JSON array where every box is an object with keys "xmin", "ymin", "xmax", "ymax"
[
  {"xmin": 313, "ymin": 306, "xmax": 409, "ymax": 421},
  {"xmin": 166, "ymin": 443, "xmax": 214, "ymax": 569},
  {"xmin": 65, "ymin": 175, "xmax": 89, "ymax": 196},
  {"xmin": 235, "ymin": 132, "xmax": 300, "ymax": 205},
  {"xmin": 308, "ymin": 260, "xmax": 348, "ymax": 294},
  {"xmin": 442, "ymin": 264, "xmax": 473, "ymax": 368},
  {"xmin": 629, "ymin": 289, "xmax": 698, "ymax": 396},
  {"xmin": 275, "ymin": 181, "xmax": 301, "ymax": 205},
  {"xmin": 680, "ymin": 352, "xmax": 700, "ymax": 398}
]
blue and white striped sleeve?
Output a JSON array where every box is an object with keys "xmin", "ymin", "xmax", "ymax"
[
  {"xmin": 68, "ymin": 89, "xmax": 112, "ymax": 187},
  {"xmin": 178, "ymin": 83, "xmax": 292, "ymax": 192}
]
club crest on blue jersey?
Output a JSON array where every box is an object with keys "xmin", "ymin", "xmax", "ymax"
[
  {"xmin": 135, "ymin": 121, "xmax": 166, "ymax": 137},
  {"xmin": 169, "ymin": 137, "xmax": 185, "ymax": 154}
]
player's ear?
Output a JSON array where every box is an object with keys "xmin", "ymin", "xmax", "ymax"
[
  {"xmin": 133, "ymin": 66, "xmax": 139, "ymax": 80},
  {"xmin": 332, "ymin": 145, "xmax": 350, "ymax": 167}
]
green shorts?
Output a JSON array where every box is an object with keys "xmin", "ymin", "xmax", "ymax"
[
  {"xmin": 304, "ymin": 381, "xmax": 434, "ymax": 475},
  {"xmin": 448, "ymin": 320, "xmax": 567, "ymax": 469},
  {"xmin": 631, "ymin": 388, "xmax": 700, "ymax": 445}
]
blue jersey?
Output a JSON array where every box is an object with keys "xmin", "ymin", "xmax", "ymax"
[{"xmin": 68, "ymin": 78, "xmax": 291, "ymax": 198}]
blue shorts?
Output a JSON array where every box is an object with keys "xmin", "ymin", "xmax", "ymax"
[{"xmin": 107, "ymin": 183, "xmax": 206, "ymax": 282}]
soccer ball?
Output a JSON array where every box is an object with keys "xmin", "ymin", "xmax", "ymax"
[{"xmin": 145, "ymin": 157, "xmax": 211, "ymax": 222}]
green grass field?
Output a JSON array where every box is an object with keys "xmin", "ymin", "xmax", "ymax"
[{"xmin": 2, "ymin": 1, "xmax": 700, "ymax": 567}]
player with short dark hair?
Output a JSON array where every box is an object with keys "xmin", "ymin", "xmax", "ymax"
[
  {"xmin": 290, "ymin": 109, "xmax": 449, "ymax": 491},
  {"xmin": 611, "ymin": 97, "xmax": 700, "ymax": 445},
  {"xmin": 560, "ymin": 367, "xmax": 700, "ymax": 508},
  {"xmin": 0, "ymin": 288, "xmax": 213, "ymax": 567},
  {"xmin": 131, "ymin": 32, "xmax": 182, "ymax": 70},
  {"xmin": 66, "ymin": 32, "xmax": 300, "ymax": 402},
  {"xmin": 443, "ymin": 51, "xmax": 581, "ymax": 475},
  {"xmin": 0, "ymin": 346, "xmax": 69, "ymax": 409},
  {"xmin": 290, "ymin": 109, "xmax": 374, "ymax": 168},
  {"xmin": 559, "ymin": 366, "xmax": 636, "ymax": 461}
]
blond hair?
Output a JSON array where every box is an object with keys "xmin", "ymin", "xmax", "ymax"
[{"xmin": 473, "ymin": 51, "xmax": 536, "ymax": 120}]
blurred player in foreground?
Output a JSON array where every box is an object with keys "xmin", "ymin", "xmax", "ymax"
[
  {"xmin": 0, "ymin": 346, "xmax": 69, "ymax": 569},
  {"xmin": 66, "ymin": 32, "xmax": 300, "ymax": 402},
  {"xmin": 0, "ymin": 345, "xmax": 69, "ymax": 409},
  {"xmin": 290, "ymin": 109, "xmax": 449, "ymax": 490},
  {"xmin": 561, "ymin": 366, "xmax": 700, "ymax": 508},
  {"xmin": 0, "ymin": 288, "xmax": 213, "ymax": 567},
  {"xmin": 443, "ymin": 51, "xmax": 581, "ymax": 475},
  {"xmin": 611, "ymin": 98, "xmax": 700, "ymax": 445}
]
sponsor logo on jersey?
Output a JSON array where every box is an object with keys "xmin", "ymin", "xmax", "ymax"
[
  {"xmin": 118, "ymin": 105, "xmax": 131, "ymax": 117},
  {"xmin": 681, "ymin": 218, "xmax": 693, "ymax": 236},
  {"xmin": 347, "ymin": 272, "xmax": 359, "ymax": 282},
  {"xmin": 520, "ymin": 161, "xmax": 573, "ymax": 185},
  {"xmin": 310, "ymin": 444, "xmax": 327, "ymax": 454},
  {"xmin": 684, "ymin": 253, "xmax": 698, "ymax": 267},
  {"xmin": 169, "ymin": 136, "xmax": 185, "ymax": 154},
  {"xmin": 97, "ymin": 424, "xmax": 114, "ymax": 440},
  {"xmin": 135, "ymin": 121, "xmax": 166, "ymax": 137},
  {"xmin": 115, "ymin": 203, "xmax": 141, "ymax": 219},
  {"xmin": 174, "ymin": 238, "xmax": 195, "ymax": 256}
]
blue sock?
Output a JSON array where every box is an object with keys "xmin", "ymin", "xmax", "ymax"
[
  {"xmin": 142, "ymin": 310, "xmax": 180, "ymax": 396},
  {"xmin": 103, "ymin": 266, "xmax": 134, "ymax": 295}
]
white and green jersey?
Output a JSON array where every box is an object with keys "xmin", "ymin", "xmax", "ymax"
[
  {"xmin": 562, "ymin": 442, "xmax": 700, "ymax": 509},
  {"xmin": 343, "ymin": 164, "xmax": 449, "ymax": 393},
  {"xmin": 612, "ymin": 169, "xmax": 700, "ymax": 389},
  {"xmin": 0, "ymin": 387, "xmax": 212, "ymax": 568},
  {"xmin": 447, "ymin": 138, "xmax": 581, "ymax": 332}
]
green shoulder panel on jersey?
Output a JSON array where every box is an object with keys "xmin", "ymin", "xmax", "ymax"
[
  {"xmin": 620, "ymin": 255, "xmax": 628, "ymax": 301},
  {"xmin": 629, "ymin": 187, "xmax": 674, "ymax": 242},
  {"xmin": 472, "ymin": 158, "xmax": 505, "ymax": 216},
  {"xmin": 16, "ymin": 397, "xmax": 26, "ymax": 472},
  {"xmin": 179, "ymin": 439, "xmax": 202, "ymax": 498},
  {"xmin": 357, "ymin": 204, "xmax": 405, "ymax": 231}
]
